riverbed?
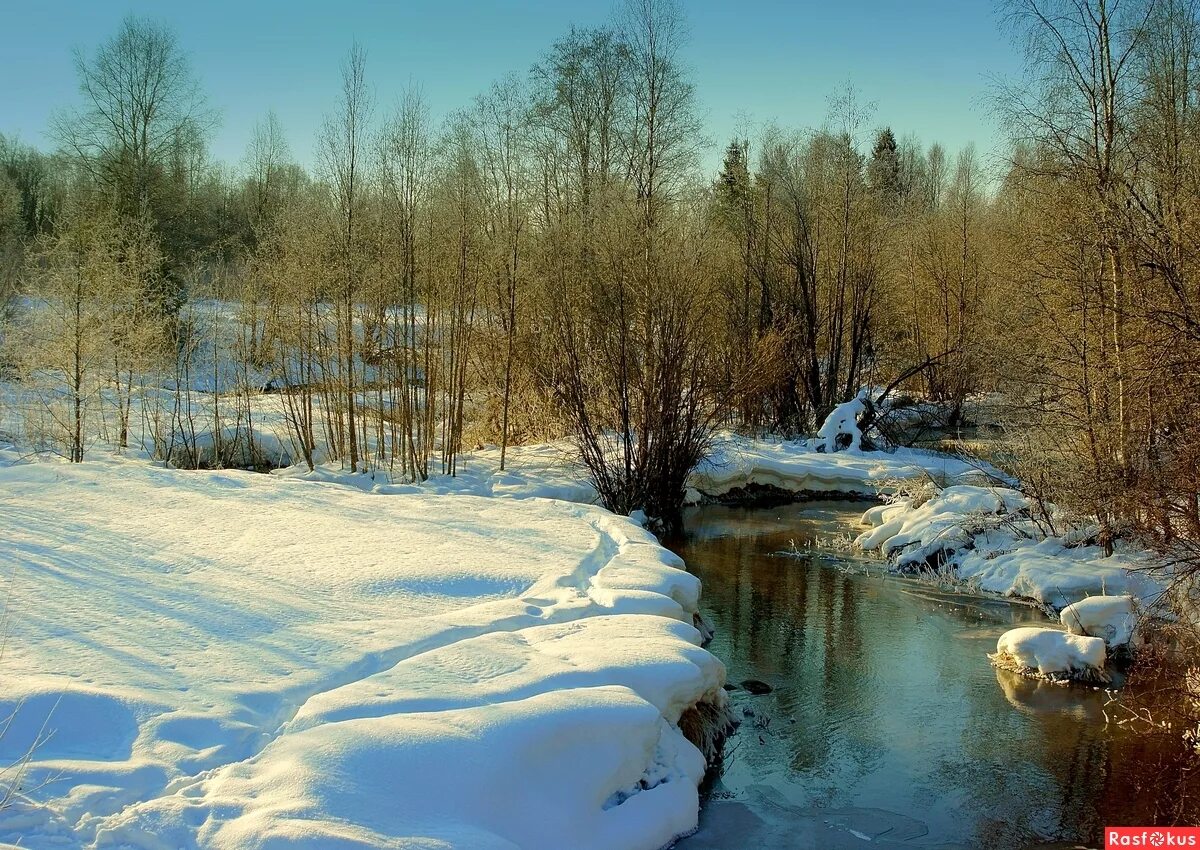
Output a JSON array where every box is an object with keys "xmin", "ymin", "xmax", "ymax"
[{"xmin": 668, "ymin": 502, "xmax": 1199, "ymax": 850}]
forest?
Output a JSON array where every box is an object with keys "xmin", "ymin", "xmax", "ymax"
[{"xmin": 2, "ymin": 0, "xmax": 1200, "ymax": 559}]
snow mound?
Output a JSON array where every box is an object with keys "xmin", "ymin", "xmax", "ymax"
[
  {"xmin": 816, "ymin": 392, "xmax": 868, "ymax": 453},
  {"xmin": 1059, "ymin": 595, "xmax": 1140, "ymax": 648},
  {"xmin": 855, "ymin": 484, "xmax": 1018, "ymax": 565},
  {"xmin": 990, "ymin": 627, "xmax": 1109, "ymax": 683},
  {"xmin": 0, "ymin": 456, "xmax": 726, "ymax": 849}
]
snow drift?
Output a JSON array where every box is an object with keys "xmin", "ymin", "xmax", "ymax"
[
  {"xmin": 1059, "ymin": 594, "xmax": 1140, "ymax": 648},
  {"xmin": 0, "ymin": 452, "xmax": 727, "ymax": 849}
]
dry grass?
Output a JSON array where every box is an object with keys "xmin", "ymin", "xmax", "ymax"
[
  {"xmin": 988, "ymin": 650, "xmax": 1113, "ymax": 686},
  {"xmin": 678, "ymin": 693, "xmax": 736, "ymax": 769}
]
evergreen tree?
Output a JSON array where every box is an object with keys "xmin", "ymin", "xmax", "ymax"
[
  {"xmin": 714, "ymin": 139, "xmax": 751, "ymax": 229},
  {"xmin": 867, "ymin": 127, "xmax": 901, "ymax": 205}
]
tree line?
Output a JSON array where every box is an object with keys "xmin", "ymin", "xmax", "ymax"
[{"xmin": 4, "ymin": 0, "xmax": 1200, "ymax": 543}]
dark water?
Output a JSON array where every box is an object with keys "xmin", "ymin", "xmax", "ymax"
[{"xmin": 667, "ymin": 502, "xmax": 1199, "ymax": 850}]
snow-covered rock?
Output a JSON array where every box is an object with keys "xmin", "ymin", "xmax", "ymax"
[
  {"xmin": 1059, "ymin": 594, "xmax": 1140, "ymax": 648},
  {"xmin": 990, "ymin": 627, "xmax": 1109, "ymax": 683}
]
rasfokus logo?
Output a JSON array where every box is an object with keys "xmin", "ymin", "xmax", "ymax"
[{"xmin": 1106, "ymin": 827, "xmax": 1200, "ymax": 847}]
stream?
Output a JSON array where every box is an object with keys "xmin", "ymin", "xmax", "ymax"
[{"xmin": 666, "ymin": 501, "xmax": 1199, "ymax": 850}]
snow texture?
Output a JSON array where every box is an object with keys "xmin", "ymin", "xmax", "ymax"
[
  {"xmin": 0, "ymin": 450, "xmax": 725, "ymax": 849},
  {"xmin": 856, "ymin": 485, "xmax": 1160, "ymax": 610},
  {"xmin": 1059, "ymin": 595, "xmax": 1140, "ymax": 648},
  {"xmin": 991, "ymin": 627, "xmax": 1108, "ymax": 682}
]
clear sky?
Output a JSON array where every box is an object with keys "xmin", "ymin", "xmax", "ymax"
[{"xmin": 0, "ymin": 0, "xmax": 1023, "ymax": 175}]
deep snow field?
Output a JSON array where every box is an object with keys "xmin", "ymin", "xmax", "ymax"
[{"xmin": 0, "ymin": 448, "xmax": 725, "ymax": 849}]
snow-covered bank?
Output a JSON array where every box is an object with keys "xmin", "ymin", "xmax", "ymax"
[
  {"xmin": 693, "ymin": 434, "xmax": 987, "ymax": 499},
  {"xmin": 855, "ymin": 484, "xmax": 1161, "ymax": 610},
  {"xmin": 0, "ymin": 451, "xmax": 727, "ymax": 849},
  {"xmin": 315, "ymin": 431, "xmax": 990, "ymax": 506}
]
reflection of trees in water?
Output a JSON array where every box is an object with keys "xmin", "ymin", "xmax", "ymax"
[
  {"xmin": 1094, "ymin": 723, "xmax": 1200, "ymax": 827},
  {"xmin": 955, "ymin": 659, "xmax": 1200, "ymax": 844},
  {"xmin": 673, "ymin": 503, "xmax": 1200, "ymax": 849},
  {"xmin": 676, "ymin": 511, "xmax": 888, "ymax": 806}
]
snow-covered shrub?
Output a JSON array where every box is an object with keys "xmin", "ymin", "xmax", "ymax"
[
  {"xmin": 856, "ymin": 484, "xmax": 1027, "ymax": 569},
  {"xmin": 816, "ymin": 391, "xmax": 869, "ymax": 453},
  {"xmin": 989, "ymin": 626, "xmax": 1109, "ymax": 684}
]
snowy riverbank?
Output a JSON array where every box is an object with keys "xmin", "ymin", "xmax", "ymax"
[
  {"xmin": 285, "ymin": 429, "xmax": 1155, "ymax": 613},
  {"xmin": 401, "ymin": 433, "xmax": 1158, "ymax": 613},
  {"xmin": 854, "ymin": 483, "xmax": 1162, "ymax": 611},
  {"xmin": 0, "ymin": 449, "xmax": 727, "ymax": 849},
  {"xmin": 317, "ymin": 431, "xmax": 991, "ymax": 504}
]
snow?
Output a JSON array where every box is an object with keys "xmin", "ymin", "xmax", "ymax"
[
  {"xmin": 1059, "ymin": 595, "xmax": 1140, "ymax": 648},
  {"xmin": 689, "ymin": 433, "xmax": 988, "ymax": 499},
  {"xmin": 991, "ymin": 627, "xmax": 1108, "ymax": 682},
  {"xmin": 0, "ymin": 450, "xmax": 726, "ymax": 849},
  {"xmin": 855, "ymin": 485, "xmax": 1161, "ymax": 610},
  {"xmin": 854, "ymin": 484, "xmax": 1016, "ymax": 562},
  {"xmin": 815, "ymin": 391, "xmax": 868, "ymax": 453},
  {"xmin": 0, "ymin": 313, "xmax": 1162, "ymax": 848},
  {"xmin": 267, "ymin": 431, "xmax": 988, "ymax": 511}
]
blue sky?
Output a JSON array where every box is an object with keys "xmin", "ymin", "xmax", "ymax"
[{"xmin": 1, "ymin": 1, "xmax": 1023, "ymax": 174}]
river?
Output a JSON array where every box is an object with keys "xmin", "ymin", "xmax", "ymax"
[{"xmin": 667, "ymin": 501, "xmax": 1199, "ymax": 850}]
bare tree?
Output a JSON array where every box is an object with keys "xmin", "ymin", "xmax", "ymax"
[
  {"xmin": 1002, "ymin": 0, "xmax": 1155, "ymax": 471},
  {"xmin": 619, "ymin": 0, "xmax": 701, "ymax": 235},
  {"xmin": 472, "ymin": 76, "xmax": 532, "ymax": 469},
  {"xmin": 52, "ymin": 15, "xmax": 214, "ymax": 296},
  {"xmin": 379, "ymin": 84, "xmax": 433, "ymax": 480},
  {"xmin": 318, "ymin": 43, "xmax": 373, "ymax": 473},
  {"xmin": 12, "ymin": 203, "xmax": 125, "ymax": 461},
  {"xmin": 243, "ymin": 111, "xmax": 293, "ymax": 247}
]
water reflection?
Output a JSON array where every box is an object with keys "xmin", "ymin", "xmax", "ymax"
[
  {"xmin": 667, "ymin": 503, "xmax": 1198, "ymax": 849},
  {"xmin": 994, "ymin": 668, "xmax": 1104, "ymax": 721}
]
